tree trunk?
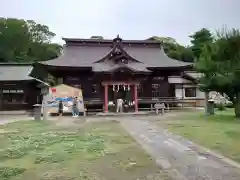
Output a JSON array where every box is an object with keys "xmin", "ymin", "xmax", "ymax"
[
  {"xmin": 204, "ymin": 91, "xmax": 209, "ymax": 116},
  {"xmin": 234, "ymin": 92, "xmax": 240, "ymax": 118}
]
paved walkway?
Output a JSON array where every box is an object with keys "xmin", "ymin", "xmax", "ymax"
[{"xmin": 121, "ymin": 118, "xmax": 240, "ymax": 180}]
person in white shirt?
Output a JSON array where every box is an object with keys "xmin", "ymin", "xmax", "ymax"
[{"xmin": 116, "ymin": 98, "xmax": 124, "ymax": 113}]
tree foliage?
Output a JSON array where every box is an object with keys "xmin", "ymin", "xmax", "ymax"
[
  {"xmin": 0, "ymin": 18, "xmax": 62, "ymax": 63},
  {"xmin": 90, "ymin": 36, "xmax": 104, "ymax": 39},
  {"xmin": 196, "ymin": 28, "xmax": 240, "ymax": 117},
  {"xmin": 190, "ymin": 28, "xmax": 214, "ymax": 60},
  {"xmin": 148, "ymin": 36, "xmax": 194, "ymax": 62}
]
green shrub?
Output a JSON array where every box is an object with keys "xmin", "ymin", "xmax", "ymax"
[
  {"xmin": 215, "ymin": 103, "xmax": 226, "ymax": 111},
  {"xmin": 0, "ymin": 167, "xmax": 26, "ymax": 180},
  {"xmin": 225, "ymin": 102, "xmax": 234, "ymax": 108}
]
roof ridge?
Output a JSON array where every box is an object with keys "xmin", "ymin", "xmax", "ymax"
[
  {"xmin": 62, "ymin": 37, "xmax": 161, "ymax": 44},
  {"xmin": 0, "ymin": 62, "xmax": 33, "ymax": 66}
]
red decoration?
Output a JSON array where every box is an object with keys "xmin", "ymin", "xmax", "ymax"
[{"xmin": 51, "ymin": 88, "xmax": 56, "ymax": 93}]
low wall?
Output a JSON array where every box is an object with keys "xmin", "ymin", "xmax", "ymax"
[{"xmin": 178, "ymin": 99, "xmax": 205, "ymax": 107}]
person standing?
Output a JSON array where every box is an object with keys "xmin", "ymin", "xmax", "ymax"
[
  {"xmin": 116, "ymin": 98, "xmax": 124, "ymax": 113},
  {"xmin": 72, "ymin": 97, "xmax": 79, "ymax": 117},
  {"xmin": 58, "ymin": 100, "xmax": 63, "ymax": 117}
]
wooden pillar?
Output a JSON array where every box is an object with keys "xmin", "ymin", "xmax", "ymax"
[
  {"xmin": 0, "ymin": 89, "xmax": 2, "ymax": 110},
  {"xmin": 104, "ymin": 84, "xmax": 108, "ymax": 113},
  {"xmin": 134, "ymin": 84, "xmax": 138, "ymax": 112}
]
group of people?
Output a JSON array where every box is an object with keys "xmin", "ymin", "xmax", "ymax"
[
  {"xmin": 58, "ymin": 96, "xmax": 79, "ymax": 117},
  {"xmin": 57, "ymin": 97, "xmax": 128, "ymax": 116}
]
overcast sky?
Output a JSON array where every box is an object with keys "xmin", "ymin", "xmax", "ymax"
[{"xmin": 1, "ymin": 0, "xmax": 239, "ymax": 45}]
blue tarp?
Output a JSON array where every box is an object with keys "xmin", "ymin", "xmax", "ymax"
[{"xmin": 55, "ymin": 97, "xmax": 73, "ymax": 102}]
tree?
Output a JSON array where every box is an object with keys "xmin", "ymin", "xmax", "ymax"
[
  {"xmin": 190, "ymin": 28, "xmax": 214, "ymax": 60},
  {"xmin": 196, "ymin": 28, "xmax": 240, "ymax": 117},
  {"xmin": 27, "ymin": 20, "xmax": 56, "ymax": 43},
  {"xmin": 0, "ymin": 18, "xmax": 31, "ymax": 62},
  {"xmin": 0, "ymin": 18, "xmax": 62, "ymax": 62},
  {"xmin": 148, "ymin": 36, "xmax": 195, "ymax": 62},
  {"xmin": 147, "ymin": 36, "xmax": 177, "ymax": 44},
  {"xmin": 91, "ymin": 36, "xmax": 104, "ymax": 39}
]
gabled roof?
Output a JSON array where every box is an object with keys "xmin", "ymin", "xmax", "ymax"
[
  {"xmin": 0, "ymin": 64, "xmax": 49, "ymax": 85},
  {"xmin": 92, "ymin": 62, "xmax": 150, "ymax": 72},
  {"xmin": 39, "ymin": 36, "xmax": 192, "ymax": 72},
  {"xmin": 0, "ymin": 65, "xmax": 34, "ymax": 81},
  {"xmin": 123, "ymin": 47, "xmax": 191, "ymax": 68},
  {"xmin": 40, "ymin": 46, "xmax": 110, "ymax": 67}
]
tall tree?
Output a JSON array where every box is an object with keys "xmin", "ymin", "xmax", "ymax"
[
  {"xmin": 196, "ymin": 28, "xmax": 240, "ymax": 117},
  {"xmin": 27, "ymin": 20, "xmax": 55, "ymax": 43},
  {"xmin": 190, "ymin": 28, "xmax": 213, "ymax": 60},
  {"xmin": 0, "ymin": 18, "xmax": 62, "ymax": 62},
  {"xmin": 148, "ymin": 36, "xmax": 194, "ymax": 62},
  {"xmin": 0, "ymin": 18, "xmax": 31, "ymax": 62}
]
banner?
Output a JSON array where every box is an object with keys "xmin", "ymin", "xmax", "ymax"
[{"xmin": 43, "ymin": 84, "xmax": 85, "ymax": 114}]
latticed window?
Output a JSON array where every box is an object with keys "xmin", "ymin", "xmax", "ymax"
[
  {"xmin": 185, "ymin": 87, "xmax": 196, "ymax": 97},
  {"xmin": 2, "ymin": 89, "xmax": 26, "ymax": 104},
  {"xmin": 137, "ymin": 84, "xmax": 143, "ymax": 97},
  {"xmin": 152, "ymin": 84, "xmax": 161, "ymax": 97}
]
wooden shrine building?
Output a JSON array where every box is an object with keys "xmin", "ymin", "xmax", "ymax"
[
  {"xmin": 0, "ymin": 63, "xmax": 47, "ymax": 111},
  {"xmin": 33, "ymin": 35, "xmax": 204, "ymax": 113}
]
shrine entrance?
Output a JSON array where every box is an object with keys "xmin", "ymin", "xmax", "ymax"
[{"xmin": 102, "ymin": 81, "xmax": 139, "ymax": 113}]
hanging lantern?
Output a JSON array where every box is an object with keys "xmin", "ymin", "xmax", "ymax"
[
  {"xmin": 127, "ymin": 84, "xmax": 130, "ymax": 91},
  {"xmin": 117, "ymin": 84, "xmax": 119, "ymax": 92},
  {"xmin": 123, "ymin": 85, "xmax": 126, "ymax": 91},
  {"xmin": 113, "ymin": 84, "xmax": 115, "ymax": 92}
]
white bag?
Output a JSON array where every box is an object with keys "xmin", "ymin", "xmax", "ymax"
[{"xmin": 63, "ymin": 106, "xmax": 68, "ymax": 111}]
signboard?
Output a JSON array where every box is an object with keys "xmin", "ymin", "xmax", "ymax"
[{"xmin": 43, "ymin": 84, "xmax": 84, "ymax": 114}]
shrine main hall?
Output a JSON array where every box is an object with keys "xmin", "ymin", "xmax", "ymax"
[{"xmin": 0, "ymin": 36, "xmax": 204, "ymax": 112}]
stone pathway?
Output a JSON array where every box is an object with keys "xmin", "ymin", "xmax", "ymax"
[{"xmin": 121, "ymin": 118, "xmax": 240, "ymax": 180}]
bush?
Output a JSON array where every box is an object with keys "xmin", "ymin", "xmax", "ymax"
[
  {"xmin": 215, "ymin": 103, "xmax": 226, "ymax": 111},
  {"xmin": 0, "ymin": 167, "xmax": 26, "ymax": 180},
  {"xmin": 225, "ymin": 102, "xmax": 234, "ymax": 108}
]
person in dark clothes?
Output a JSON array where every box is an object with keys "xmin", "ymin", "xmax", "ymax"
[{"xmin": 58, "ymin": 100, "xmax": 63, "ymax": 116}]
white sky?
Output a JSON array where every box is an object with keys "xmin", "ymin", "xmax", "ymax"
[{"xmin": 1, "ymin": 0, "xmax": 239, "ymax": 45}]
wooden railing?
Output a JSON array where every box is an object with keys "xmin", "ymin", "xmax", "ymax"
[
  {"xmin": 138, "ymin": 97, "xmax": 180, "ymax": 103},
  {"xmin": 84, "ymin": 98, "xmax": 103, "ymax": 105},
  {"xmin": 83, "ymin": 97, "xmax": 184, "ymax": 104}
]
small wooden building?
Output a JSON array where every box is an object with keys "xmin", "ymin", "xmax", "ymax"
[{"xmin": 0, "ymin": 63, "xmax": 46, "ymax": 111}]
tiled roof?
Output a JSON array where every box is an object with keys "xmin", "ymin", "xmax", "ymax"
[
  {"xmin": 0, "ymin": 64, "xmax": 49, "ymax": 86},
  {"xmin": 124, "ymin": 47, "xmax": 192, "ymax": 68},
  {"xmin": 39, "ymin": 38, "xmax": 192, "ymax": 72},
  {"xmin": 40, "ymin": 46, "xmax": 111, "ymax": 67},
  {"xmin": 92, "ymin": 62, "xmax": 150, "ymax": 72},
  {"xmin": 0, "ymin": 65, "xmax": 34, "ymax": 81},
  {"xmin": 184, "ymin": 71, "xmax": 203, "ymax": 79}
]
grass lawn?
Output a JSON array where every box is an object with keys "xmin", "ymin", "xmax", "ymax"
[
  {"xmin": 0, "ymin": 120, "xmax": 171, "ymax": 180},
  {"xmin": 157, "ymin": 109, "xmax": 240, "ymax": 163}
]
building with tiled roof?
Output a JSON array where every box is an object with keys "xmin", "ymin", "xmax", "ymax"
[
  {"xmin": 34, "ymin": 35, "xmax": 204, "ymax": 112},
  {"xmin": 0, "ymin": 35, "xmax": 205, "ymax": 112}
]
